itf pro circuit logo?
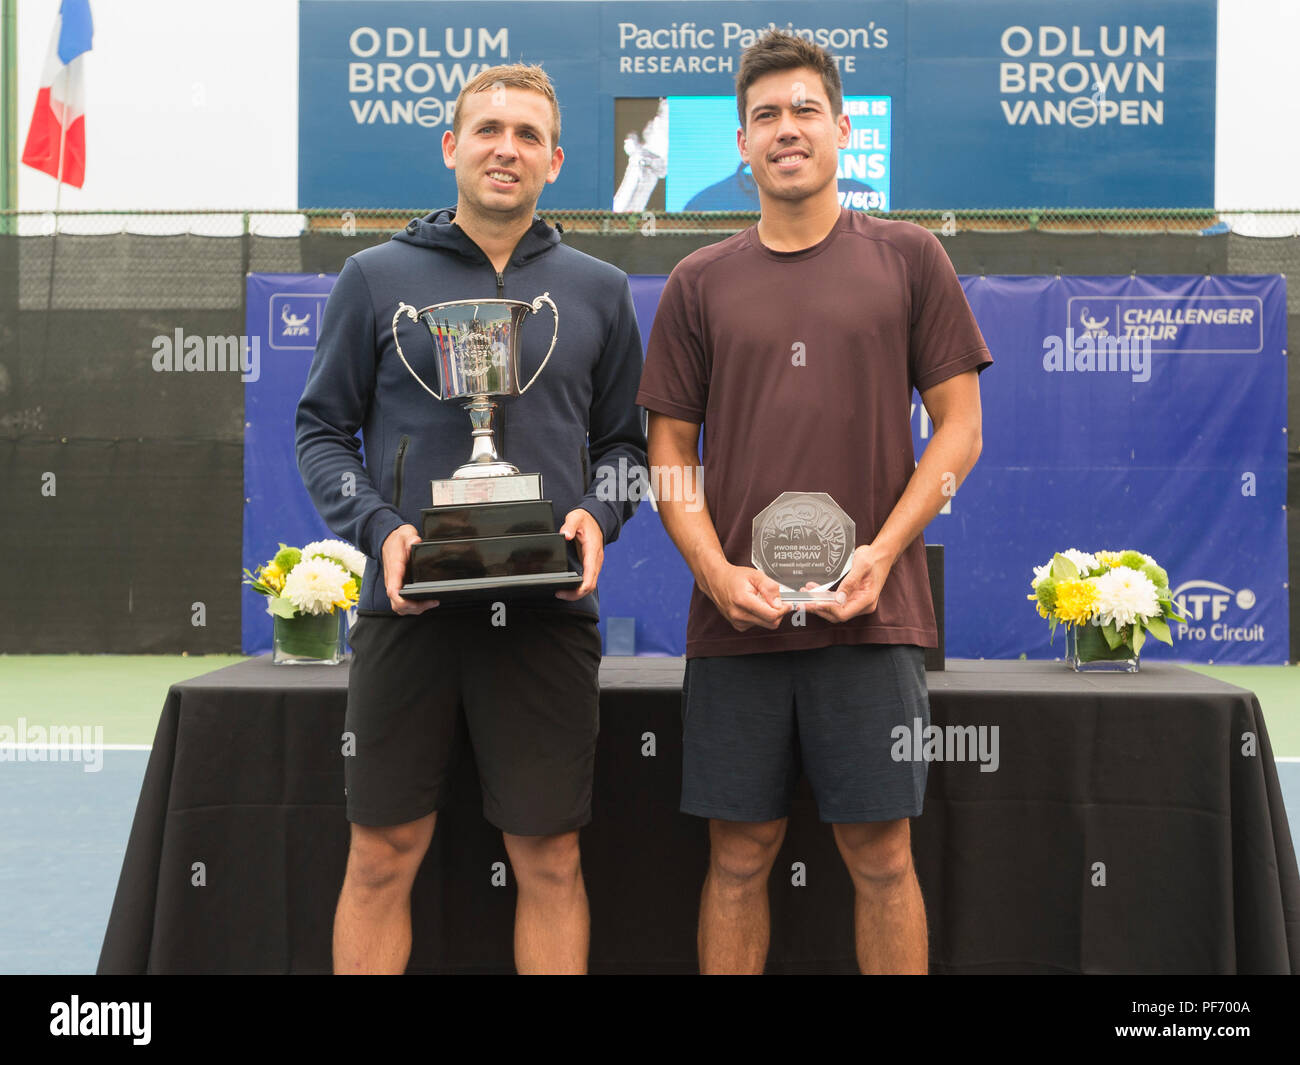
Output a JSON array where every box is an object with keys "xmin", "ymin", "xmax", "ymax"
[
  {"xmin": 1170, "ymin": 578, "xmax": 1264, "ymax": 646},
  {"xmin": 268, "ymin": 294, "xmax": 328, "ymax": 350}
]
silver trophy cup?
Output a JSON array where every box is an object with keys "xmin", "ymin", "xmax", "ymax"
[{"xmin": 392, "ymin": 293, "xmax": 559, "ymax": 478}]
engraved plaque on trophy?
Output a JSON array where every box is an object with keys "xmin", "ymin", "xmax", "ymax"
[
  {"xmin": 752, "ymin": 492, "xmax": 856, "ymax": 602},
  {"xmin": 390, "ymin": 294, "xmax": 581, "ymax": 601}
]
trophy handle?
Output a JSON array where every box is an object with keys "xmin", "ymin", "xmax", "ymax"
[
  {"xmin": 518, "ymin": 292, "xmax": 558, "ymax": 395},
  {"xmin": 391, "ymin": 302, "xmax": 444, "ymax": 401}
]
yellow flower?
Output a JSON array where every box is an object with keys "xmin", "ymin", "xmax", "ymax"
[
  {"xmin": 1054, "ymin": 578, "xmax": 1099, "ymax": 624},
  {"xmin": 261, "ymin": 562, "xmax": 286, "ymax": 594},
  {"xmin": 1036, "ymin": 601, "xmax": 1050, "ymax": 619},
  {"xmin": 1095, "ymin": 550, "xmax": 1123, "ymax": 569},
  {"xmin": 333, "ymin": 579, "xmax": 359, "ymax": 610}
]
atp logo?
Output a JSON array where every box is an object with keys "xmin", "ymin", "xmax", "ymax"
[
  {"xmin": 1171, "ymin": 579, "xmax": 1263, "ymax": 644},
  {"xmin": 268, "ymin": 293, "xmax": 327, "ymax": 350},
  {"xmin": 1077, "ymin": 304, "xmax": 1111, "ymax": 339},
  {"xmin": 281, "ymin": 305, "xmax": 312, "ymax": 337}
]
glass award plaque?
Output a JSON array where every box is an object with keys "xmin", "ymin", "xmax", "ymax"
[{"xmin": 752, "ymin": 491, "xmax": 856, "ymax": 602}]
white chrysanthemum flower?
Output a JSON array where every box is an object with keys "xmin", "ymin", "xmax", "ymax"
[
  {"xmin": 303, "ymin": 539, "xmax": 367, "ymax": 579},
  {"xmin": 1060, "ymin": 548, "xmax": 1100, "ymax": 576},
  {"xmin": 1092, "ymin": 567, "xmax": 1161, "ymax": 628},
  {"xmin": 282, "ymin": 556, "xmax": 351, "ymax": 615},
  {"xmin": 1031, "ymin": 561, "xmax": 1052, "ymax": 589}
]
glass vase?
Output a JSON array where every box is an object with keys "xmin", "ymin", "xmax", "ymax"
[
  {"xmin": 272, "ymin": 610, "xmax": 346, "ymax": 665},
  {"xmin": 1065, "ymin": 623, "xmax": 1139, "ymax": 673}
]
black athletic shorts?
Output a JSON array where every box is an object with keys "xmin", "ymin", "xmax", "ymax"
[
  {"xmin": 680, "ymin": 643, "xmax": 930, "ymax": 824},
  {"xmin": 343, "ymin": 606, "xmax": 601, "ymax": 835}
]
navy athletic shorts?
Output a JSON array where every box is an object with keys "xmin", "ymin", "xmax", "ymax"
[{"xmin": 680, "ymin": 642, "xmax": 930, "ymax": 824}]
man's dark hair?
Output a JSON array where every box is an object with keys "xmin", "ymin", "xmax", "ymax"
[{"xmin": 735, "ymin": 29, "xmax": 843, "ymax": 128}]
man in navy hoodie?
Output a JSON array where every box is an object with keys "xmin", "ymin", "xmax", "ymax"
[{"xmin": 295, "ymin": 64, "xmax": 647, "ymax": 974}]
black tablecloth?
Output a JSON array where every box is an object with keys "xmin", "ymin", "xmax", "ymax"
[{"xmin": 97, "ymin": 657, "xmax": 1300, "ymax": 973}]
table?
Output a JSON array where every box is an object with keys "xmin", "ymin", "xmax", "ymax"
[{"xmin": 97, "ymin": 658, "xmax": 1300, "ymax": 973}]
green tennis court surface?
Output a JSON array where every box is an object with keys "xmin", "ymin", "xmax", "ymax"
[
  {"xmin": 0, "ymin": 655, "xmax": 1295, "ymax": 752},
  {"xmin": 0, "ymin": 655, "xmax": 247, "ymax": 746}
]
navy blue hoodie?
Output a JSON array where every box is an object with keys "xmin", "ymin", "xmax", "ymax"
[{"xmin": 295, "ymin": 208, "xmax": 648, "ymax": 618}]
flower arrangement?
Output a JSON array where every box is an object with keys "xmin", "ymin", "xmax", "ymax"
[
  {"xmin": 243, "ymin": 540, "xmax": 366, "ymax": 618},
  {"xmin": 1029, "ymin": 548, "xmax": 1185, "ymax": 666},
  {"xmin": 244, "ymin": 540, "xmax": 368, "ymax": 664}
]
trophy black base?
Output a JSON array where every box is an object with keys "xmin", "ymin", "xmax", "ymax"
[
  {"xmin": 400, "ymin": 570, "xmax": 582, "ymax": 603},
  {"xmin": 419, "ymin": 500, "xmax": 554, "ymax": 542},
  {"xmin": 399, "ymin": 475, "xmax": 581, "ymax": 603}
]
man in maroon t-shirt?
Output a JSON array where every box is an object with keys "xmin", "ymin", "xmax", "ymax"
[{"xmin": 637, "ymin": 31, "xmax": 991, "ymax": 974}]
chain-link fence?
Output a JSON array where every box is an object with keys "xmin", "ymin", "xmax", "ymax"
[{"xmin": 4, "ymin": 207, "xmax": 1298, "ymax": 316}]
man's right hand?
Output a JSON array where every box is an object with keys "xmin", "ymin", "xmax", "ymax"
[
  {"xmin": 702, "ymin": 562, "xmax": 790, "ymax": 631},
  {"xmin": 382, "ymin": 524, "xmax": 439, "ymax": 615}
]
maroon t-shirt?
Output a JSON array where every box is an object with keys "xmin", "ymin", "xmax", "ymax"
[{"xmin": 637, "ymin": 208, "xmax": 992, "ymax": 658}]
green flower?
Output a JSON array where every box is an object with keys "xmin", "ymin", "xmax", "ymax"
[
  {"xmin": 1118, "ymin": 550, "xmax": 1147, "ymax": 569},
  {"xmin": 273, "ymin": 543, "xmax": 302, "ymax": 573},
  {"xmin": 1035, "ymin": 578, "xmax": 1057, "ymax": 612},
  {"xmin": 1140, "ymin": 562, "xmax": 1168, "ymax": 588}
]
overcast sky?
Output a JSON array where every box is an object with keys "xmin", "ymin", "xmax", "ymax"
[{"xmin": 14, "ymin": 0, "xmax": 1300, "ymax": 218}]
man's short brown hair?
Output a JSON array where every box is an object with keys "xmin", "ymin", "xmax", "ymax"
[
  {"xmin": 452, "ymin": 63, "xmax": 561, "ymax": 147},
  {"xmin": 735, "ymin": 30, "xmax": 843, "ymax": 128}
]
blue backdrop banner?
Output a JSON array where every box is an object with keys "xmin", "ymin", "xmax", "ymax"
[
  {"xmin": 945, "ymin": 273, "xmax": 1287, "ymax": 665},
  {"xmin": 243, "ymin": 273, "xmax": 341, "ymax": 655},
  {"xmin": 245, "ymin": 270, "xmax": 1287, "ymax": 662},
  {"xmin": 299, "ymin": 0, "xmax": 1216, "ymax": 210}
]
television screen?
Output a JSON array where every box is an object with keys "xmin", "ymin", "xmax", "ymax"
[{"xmin": 613, "ymin": 95, "xmax": 892, "ymax": 213}]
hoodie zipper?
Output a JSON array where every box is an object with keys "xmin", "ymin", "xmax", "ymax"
[
  {"xmin": 393, "ymin": 434, "xmax": 410, "ymax": 509},
  {"xmin": 496, "ymin": 270, "xmax": 505, "ymax": 297}
]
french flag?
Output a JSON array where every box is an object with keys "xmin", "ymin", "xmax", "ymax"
[{"xmin": 22, "ymin": 1, "xmax": 94, "ymax": 188}]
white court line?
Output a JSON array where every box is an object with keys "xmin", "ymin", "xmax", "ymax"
[{"xmin": 0, "ymin": 744, "xmax": 151, "ymax": 751}]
